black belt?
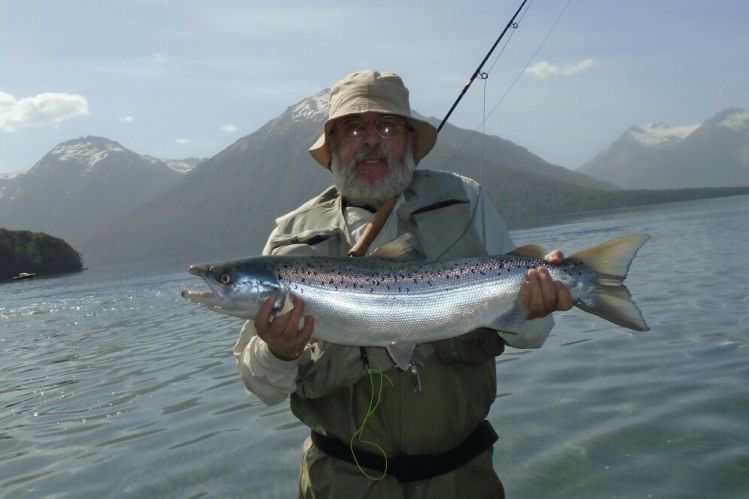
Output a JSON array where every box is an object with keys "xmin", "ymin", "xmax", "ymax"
[{"xmin": 310, "ymin": 420, "xmax": 498, "ymax": 483}]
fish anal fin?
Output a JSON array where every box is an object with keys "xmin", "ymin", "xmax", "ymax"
[{"xmin": 386, "ymin": 343, "xmax": 417, "ymax": 370}]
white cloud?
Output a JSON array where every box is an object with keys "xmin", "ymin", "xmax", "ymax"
[
  {"xmin": 119, "ymin": 115, "xmax": 135, "ymax": 123},
  {"xmin": 176, "ymin": 138, "xmax": 190, "ymax": 144},
  {"xmin": 525, "ymin": 59, "xmax": 594, "ymax": 79},
  {"xmin": 220, "ymin": 123, "xmax": 239, "ymax": 133},
  {"xmin": 0, "ymin": 90, "xmax": 89, "ymax": 132}
]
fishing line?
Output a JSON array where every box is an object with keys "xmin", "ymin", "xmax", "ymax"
[
  {"xmin": 438, "ymin": 0, "xmax": 531, "ymax": 133},
  {"xmin": 434, "ymin": 0, "xmax": 573, "ymax": 260},
  {"xmin": 480, "ymin": 0, "xmax": 573, "ymax": 129},
  {"xmin": 349, "ymin": 359, "xmax": 394, "ymax": 481}
]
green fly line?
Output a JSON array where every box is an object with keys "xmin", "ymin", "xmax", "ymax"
[{"xmin": 349, "ymin": 359, "xmax": 394, "ymax": 480}]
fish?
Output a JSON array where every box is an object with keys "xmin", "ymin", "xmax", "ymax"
[{"xmin": 182, "ymin": 233, "xmax": 650, "ymax": 368}]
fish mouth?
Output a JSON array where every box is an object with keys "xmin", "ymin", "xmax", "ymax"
[
  {"xmin": 181, "ymin": 288, "xmax": 219, "ymax": 307},
  {"xmin": 188, "ymin": 264, "xmax": 208, "ymax": 277},
  {"xmin": 183, "ymin": 263, "xmax": 219, "ymax": 305}
]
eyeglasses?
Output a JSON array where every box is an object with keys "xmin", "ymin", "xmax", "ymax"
[{"xmin": 334, "ymin": 115, "xmax": 412, "ymax": 141}]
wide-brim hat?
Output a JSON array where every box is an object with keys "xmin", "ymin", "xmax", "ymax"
[{"xmin": 309, "ymin": 70, "xmax": 438, "ymax": 168}]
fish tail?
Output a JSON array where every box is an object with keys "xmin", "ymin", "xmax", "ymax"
[{"xmin": 569, "ymin": 234, "xmax": 651, "ymax": 332}]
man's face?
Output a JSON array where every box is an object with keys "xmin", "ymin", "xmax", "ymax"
[{"xmin": 328, "ymin": 112, "xmax": 417, "ymax": 204}]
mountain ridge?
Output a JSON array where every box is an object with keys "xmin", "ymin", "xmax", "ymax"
[
  {"xmin": 2, "ymin": 97, "xmax": 747, "ymax": 267},
  {"xmin": 578, "ymin": 108, "xmax": 749, "ymax": 189}
]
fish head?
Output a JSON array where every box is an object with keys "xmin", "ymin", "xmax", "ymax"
[{"xmin": 181, "ymin": 257, "xmax": 282, "ymax": 319}]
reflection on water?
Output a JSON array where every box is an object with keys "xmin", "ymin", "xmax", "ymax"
[{"xmin": 2, "ymin": 195, "xmax": 748, "ymax": 498}]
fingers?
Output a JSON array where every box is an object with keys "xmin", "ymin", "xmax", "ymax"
[
  {"xmin": 254, "ymin": 296, "xmax": 276, "ymax": 334},
  {"xmin": 525, "ymin": 268, "xmax": 556, "ymax": 318},
  {"xmin": 255, "ymin": 296, "xmax": 314, "ymax": 361},
  {"xmin": 521, "ymin": 266, "xmax": 572, "ymax": 320},
  {"xmin": 543, "ymin": 249, "xmax": 564, "ymax": 265},
  {"xmin": 555, "ymin": 281, "xmax": 574, "ymax": 311}
]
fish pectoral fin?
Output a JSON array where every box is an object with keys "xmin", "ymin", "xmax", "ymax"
[
  {"xmin": 386, "ymin": 343, "xmax": 417, "ymax": 370},
  {"xmin": 508, "ymin": 244, "xmax": 546, "ymax": 259},
  {"xmin": 272, "ymin": 291, "xmax": 294, "ymax": 317},
  {"xmin": 487, "ymin": 304, "xmax": 528, "ymax": 335},
  {"xmin": 371, "ymin": 233, "xmax": 425, "ymax": 261}
]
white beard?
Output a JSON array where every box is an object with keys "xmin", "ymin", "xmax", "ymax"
[{"xmin": 330, "ymin": 142, "xmax": 416, "ymax": 205}]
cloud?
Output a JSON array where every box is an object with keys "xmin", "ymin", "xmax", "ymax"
[
  {"xmin": 176, "ymin": 138, "xmax": 190, "ymax": 144},
  {"xmin": 0, "ymin": 90, "xmax": 89, "ymax": 132},
  {"xmin": 119, "ymin": 115, "xmax": 135, "ymax": 123},
  {"xmin": 220, "ymin": 124, "xmax": 239, "ymax": 133},
  {"xmin": 525, "ymin": 59, "xmax": 594, "ymax": 79}
]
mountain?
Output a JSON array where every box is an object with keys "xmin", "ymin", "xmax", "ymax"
[
  {"xmin": 78, "ymin": 91, "xmax": 335, "ymax": 264},
  {"xmin": 7, "ymin": 99, "xmax": 746, "ymax": 269},
  {"xmin": 154, "ymin": 156, "xmax": 206, "ymax": 174},
  {"xmin": 77, "ymin": 91, "xmax": 625, "ymax": 265},
  {"xmin": 0, "ymin": 136, "xmax": 182, "ymax": 242},
  {"xmin": 578, "ymin": 109, "xmax": 749, "ymax": 189}
]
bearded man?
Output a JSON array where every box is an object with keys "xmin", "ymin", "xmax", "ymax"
[{"xmin": 232, "ymin": 70, "xmax": 572, "ymax": 498}]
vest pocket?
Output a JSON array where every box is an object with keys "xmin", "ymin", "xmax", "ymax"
[{"xmin": 269, "ymin": 229, "xmax": 344, "ymax": 256}]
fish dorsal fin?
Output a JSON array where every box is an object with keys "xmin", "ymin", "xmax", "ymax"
[
  {"xmin": 370, "ymin": 233, "xmax": 424, "ymax": 260},
  {"xmin": 508, "ymin": 244, "xmax": 545, "ymax": 259}
]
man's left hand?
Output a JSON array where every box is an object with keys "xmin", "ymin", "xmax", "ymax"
[{"xmin": 516, "ymin": 249, "xmax": 574, "ymax": 319}]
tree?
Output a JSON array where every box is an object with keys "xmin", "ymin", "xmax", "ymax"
[{"xmin": 0, "ymin": 228, "xmax": 83, "ymax": 281}]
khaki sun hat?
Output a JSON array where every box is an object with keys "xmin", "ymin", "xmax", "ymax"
[{"xmin": 308, "ymin": 69, "xmax": 438, "ymax": 168}]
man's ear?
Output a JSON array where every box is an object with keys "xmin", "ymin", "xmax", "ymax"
[{"xmin": 410, "ymin": 132, "xmax": 419, "ymax": 162}]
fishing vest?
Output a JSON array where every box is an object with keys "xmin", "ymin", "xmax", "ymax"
[{"xmin": 266, "ymin": 169, "xmax": 505, "ymax": 455}]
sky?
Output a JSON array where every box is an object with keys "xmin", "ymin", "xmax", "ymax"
[{"xmin": 1, "ymin": 0, "xmax": 747, "ymax": 174}]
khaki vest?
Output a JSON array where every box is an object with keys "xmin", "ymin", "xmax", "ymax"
[{"xmin": 266, "ymin": 170, "xmax": 505, "ymax": 456}]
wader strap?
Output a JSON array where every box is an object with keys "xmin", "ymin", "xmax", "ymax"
[{"xmin": 310, "ymin": 420, "xmax": 498, "ymax": 483}]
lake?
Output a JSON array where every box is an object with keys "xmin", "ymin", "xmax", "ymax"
[{"xmin": 2, "ymin": 194, "xmax": 748, "ymax": 498}]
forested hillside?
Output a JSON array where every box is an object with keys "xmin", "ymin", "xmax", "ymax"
[{"xmin": 0, "ymin": 229, "xmax": 83, "ymax": 281}]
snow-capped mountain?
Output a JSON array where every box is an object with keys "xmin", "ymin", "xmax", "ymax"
[
  {"xmin": 578, "ymin": 109, "xmax": 749, "ymax": 189},
  {"xmin": 627, "ymin": 122, "xmax": 700, "ymax": 148},
  {"xmin": 0, "ymin": 136, "xmax": 181, "ymax": 242},
  {"xmin": 289, "ymin": 89, "xmax": 329, "ymax": 123},
  {"xmin": 78, "ymin": 92, "xmax": 615, "ymax": 265},
  {"xmin": 147, "ymin": 156, "xmax": 205, "ymax": 174}
]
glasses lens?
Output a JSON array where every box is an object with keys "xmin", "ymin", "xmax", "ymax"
[
  {"xmin": 337, "ymin": 116, "xmax": 408, "ymax": 140},
  {"xmin": 340, "ymin": 118, "xmax": 364, "ymax": 139},
  {"xmin": 377, "ymin": 117, "xmax": 405, "ymax": 138}
]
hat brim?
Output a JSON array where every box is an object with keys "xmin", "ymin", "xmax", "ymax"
[{"xmin": 309, "ymin": 114, "xmax": 437, "ymax": 168}]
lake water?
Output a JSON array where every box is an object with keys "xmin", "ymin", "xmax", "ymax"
[{"xmin": 2, "ymin": 195, "xmax": 748, "ymax": 498}]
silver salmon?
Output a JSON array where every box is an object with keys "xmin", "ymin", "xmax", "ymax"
[{"xmin": 182, "ymin": 234, "xmax": 650, "ymax": 367}]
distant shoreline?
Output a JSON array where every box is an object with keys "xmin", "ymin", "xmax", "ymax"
[{"xmin": 508, "ymin": 190, "xmax": 749, "ymax": 231}]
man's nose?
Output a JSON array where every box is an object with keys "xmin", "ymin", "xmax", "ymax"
[{"xmin": 360, "ymin": 123, "xmax": 382, "ymax": 147}]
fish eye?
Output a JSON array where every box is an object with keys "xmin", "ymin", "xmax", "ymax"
[{"xmin": 219, "ymin": 273, "xmax": 232, "ymax": 285}]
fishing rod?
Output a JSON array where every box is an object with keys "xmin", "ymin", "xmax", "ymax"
[{"xmin": 437, "ymin": 0, "xmax": 529, "ymax": 133}]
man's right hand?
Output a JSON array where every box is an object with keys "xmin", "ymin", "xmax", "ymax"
[{"xmin": 255, "ymin": 296, "xmax": 314, "ymax": 361}]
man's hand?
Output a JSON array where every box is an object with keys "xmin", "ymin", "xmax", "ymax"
[
  {"xmin": 255, "ymin": 296, "xmax": 314, "ymax": 361},
  {"xmin": 516, "ymin": 249, "xmax": 574, "ymax": 320}
]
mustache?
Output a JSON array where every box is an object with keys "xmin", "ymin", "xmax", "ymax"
[{"xmin": 350, "ymin": 145, "xmax": 390, "ymax": 165}]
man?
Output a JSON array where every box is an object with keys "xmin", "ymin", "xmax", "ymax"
[{"xmin": 233, "ymin": 70, "xmax": 572, "ymax": 498}]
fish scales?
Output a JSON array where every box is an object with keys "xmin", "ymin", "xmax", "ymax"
[{"xmin": 224, "ymin": 255, "xmax": 577, "ymax": 345}]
